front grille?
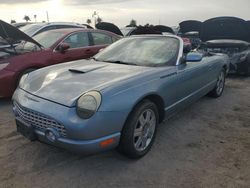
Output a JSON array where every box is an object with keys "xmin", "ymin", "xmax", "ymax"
[{"xmin": 14, "ymin": 102, "xmax": 67, "ymax": 137}]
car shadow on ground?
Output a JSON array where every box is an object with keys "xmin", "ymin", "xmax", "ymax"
[
  {"xmin": 227, "ymin": 74, "xmax": 249, "ymax": 80},
  {"xmin": 0, "ymin": 98, "xmax": 12, "ymax": 108}
]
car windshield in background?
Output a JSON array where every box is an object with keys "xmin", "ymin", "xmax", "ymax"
[
  {"xmin": 33, "ymin": 31, "xmax": 65, "ymax": 48},
  {"xmin": 20, "ymin": 24, "xmax": 44, "ymax": 36},
  {"xmin": 14, "ymin": 31, "xmax": 65, "ymax": 54},
  {"xmin": 94, "ymin": 37, "xmax": 179, "ymax": 67}
]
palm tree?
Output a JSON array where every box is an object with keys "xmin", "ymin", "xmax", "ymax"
[
  {"xmin": 23, "ymin": 15, "xmax": 31, "ymax": 22},
  {"xmin": 97, "ymin": 17, "xmax": 102, "ymax": 24},
  {"xmin": 129, "ymin": 19, "xmax": 137, "ymax": 27},
  {"xmin": 86, "ymin": 19, "xmax": 91, "ymax": 25}
]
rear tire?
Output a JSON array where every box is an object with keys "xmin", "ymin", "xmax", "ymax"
[
  {"xmin": 245, "ymin": 66, "xmax": 250, "ymax": 76},
  {"xmin": 118, "ymin": 100, "xmax": 159, "ymax": 159},
  {"xmin": 208, "ymin": 69, "xmax": 226, "ymax": 98},
  {"xmin": 245, "ymin": 54, "xmax": 250, "ymax": 76}
]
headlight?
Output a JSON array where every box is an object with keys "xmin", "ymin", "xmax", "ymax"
[
  {"xmin": 18, "ymin": 73, "xmax": 28, "ymax": 88},
  {"xmin": 76, "ymin": 91, "xmax": 102, "ymax": 119}
]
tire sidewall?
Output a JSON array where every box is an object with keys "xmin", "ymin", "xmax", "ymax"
[
  {"xmin": 215, "ymin": 70, "xmax": 226, "ymax": 97},
  {"xmin": 120, "ymin": 100, "xmax": 159, "ymax": 158}
]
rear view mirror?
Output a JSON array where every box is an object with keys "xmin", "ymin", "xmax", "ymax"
[
  {"xmin": 185, "ymin": 52, "xmax": 203, "ymax": 62},
  {"xmin": 57, "ymin": 43, "xmax": 70, "ymax": 53}
]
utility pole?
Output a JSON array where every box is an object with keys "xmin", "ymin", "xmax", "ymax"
[
  {"xmin": 92, "ymin": 11, "xmax": 98, "ymax": 28},
  {"xmin": 46, "ymin": 11, "xmax": 49, "ymax": 23}
]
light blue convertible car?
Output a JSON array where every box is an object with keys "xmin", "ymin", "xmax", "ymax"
[{"xmin": 12, "ymin": 35, "xmax": 229, "ymax": 158}]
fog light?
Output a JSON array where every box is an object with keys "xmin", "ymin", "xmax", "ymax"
[{"xmin": 45, "ymin": 129, "xmax": 58, "ymax": 142}]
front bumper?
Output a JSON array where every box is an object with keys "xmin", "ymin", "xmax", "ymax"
[
  {"xmin": 12, "ymin": 88, "xmax": 128, "ymax": 154},
  {"xmin": 34, "ymin": 128, "xmax": 120, "ymax": 154},
  {"xmin": 0, "ymin": 69, "xmax": 17, "ymax": 98}
]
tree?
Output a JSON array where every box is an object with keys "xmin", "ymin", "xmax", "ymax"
[
  {"xmin": 10, "ymin": 20, "xmax": 16, "ymax": 24},
  {"xmin": 23, "ymin": 15, "xmax": 31, "ymax": 22},
  {"xmin": 129, "ymin": 19, "xmax": 137, "ymax": 27},
  {"xmin": 86, "ymin": 18, "xmax": 91, "ymax": 25},
  {"xmin": 97, "ymin": 16, "xmax": 102, "ymax": 24}
]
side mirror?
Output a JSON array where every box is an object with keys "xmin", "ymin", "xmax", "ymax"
[
  {"xmin": 185, "ymin": 52, "xmax": 203, "ymax": 62},
  {"xmin": 57, "ymin": 43, "xmax": 70, "ymax": 53}
]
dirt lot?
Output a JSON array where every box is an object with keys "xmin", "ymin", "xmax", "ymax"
[{"xmin": 0, "ymin": 77, "xmax": 250, "ymax": 188}]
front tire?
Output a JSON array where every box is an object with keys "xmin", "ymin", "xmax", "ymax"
[
  {"xmin": 119, "ymin": 100, "xmax": 159, "ymax": 159},
  {"xmin": 208, "ymin": 70, "xmax": 226, "ymax": 98}
]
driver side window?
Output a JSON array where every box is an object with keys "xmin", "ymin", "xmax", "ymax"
[{"xmin": 63, "ymin": 32, "xmax": 90, "ymax": 49}]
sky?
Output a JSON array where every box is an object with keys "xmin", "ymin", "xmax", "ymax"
[{"xmin": 0, "ymin": 0, "xmax": 249, "ymax": 27}]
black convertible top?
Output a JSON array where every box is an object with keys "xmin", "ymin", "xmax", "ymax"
[
  {"xmin": 200, "ymin": 17, "xmax": 250, "ymax": 42},
  {"xmin": 153, "ymin": 25, "xmax": 175, "ymax": 34},
  {"xmin": 95, "ymin": 22, "xmax": 123, "ymax": 36},
  {"xmin": 130, "ymin": 26, "xmax": 162, "ymax": 35},
  {"xmin": 179, "ymin": 20, "xmax": 202, "ymax": 34}
]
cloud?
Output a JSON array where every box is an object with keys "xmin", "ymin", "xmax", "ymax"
[
  {"xmin": 64, "ymin": 0, "xmax": 136, "ymax": 5},
  {"xmin": 0, "ymin": 0, "xmax": 47, "ymax": 4}
]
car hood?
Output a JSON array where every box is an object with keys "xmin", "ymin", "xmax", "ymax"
[
  {"xmin": 179, "ymin": 20, "xmax": 202, "ymax": 34},
  {"xmin": 205, "ymin": 39, "xmax": 250, "ymax": 48},
  {"xmin": 0, "ymin": 20, "xmax": 42, "ymax": 48},
  {"xmin": 96, "ymin": 22, "xmax": 123, "ymax": 36},
  {"xmin": 200, "ymin": 17, "xmax": 250, "ymax": 42},
  {"xmin": 21, "ymin": 60, "xmax": 156, "ymax": 107}
]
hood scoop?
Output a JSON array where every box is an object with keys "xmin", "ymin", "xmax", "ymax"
[
  {"xmin": 69, "ymin": 69, "xmax": 86, "ymax": 74},
  {"xmin": 68, "ymin": 64, "xmax": 107, "ymax": 74}
]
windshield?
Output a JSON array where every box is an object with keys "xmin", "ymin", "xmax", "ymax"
[
  {"xmin": 20, "ymin": 24, "xmax": 44, "ymax": 36},
  {"xmin": 16, "ymin": 30, "xmax": 66, "ymax": 52},
  {"xmin": 94, "ymin": 37, "xmax": 179, "ymax": 67},
  {"xmin": 33, "ymin": 31, "xmax": 65, "ymax": 48}
]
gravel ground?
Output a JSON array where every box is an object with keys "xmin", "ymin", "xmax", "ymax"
[{"xmin": 0, "ymin": 76, "xmax": 250, "ymax": 188}]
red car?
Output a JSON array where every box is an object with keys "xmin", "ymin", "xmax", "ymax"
[{"xmin": 0, "ymin": 20, "xmax": 120, "ymax": 98}]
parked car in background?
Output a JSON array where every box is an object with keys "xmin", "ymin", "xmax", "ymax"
[
  {"xmin": 12, "ymin": 22, "xmax": 33, "ymax": 29},
  {"xmin": 0, "ymin": 20, "xmax": 121, "ymax": 98},
  {"xmin": 13, "ymin": 35, "xmax": 229, "ymax": 158},
  {"xmin": 200, "ymin": 17, "xmax": 250, "ymax": 76},
  {"xmin": 97, "ymin": 22, "xmax": 175, "ymax": 36},
  {"xmin": 20, "ymin": 22, "xmax": 86, "ymax": 37},
  {"xmin": 179, "ymin": 20, "xmax": 202, "ymax": 49}
]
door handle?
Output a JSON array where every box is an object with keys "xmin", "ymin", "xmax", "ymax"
[
  {"xmin": 85, "ymin": 49, "xmax": 92, "ymax": 53},
  {"xmin": 208, "ymin": 65, "xmax": 213, "ymax": 70}
]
